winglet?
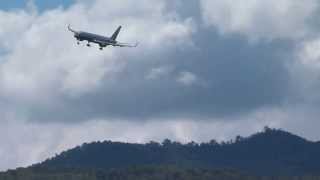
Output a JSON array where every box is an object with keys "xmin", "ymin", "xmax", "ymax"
[{"xmin": 68, "ymin": 24, "xmax": 77, "ymax": 33}]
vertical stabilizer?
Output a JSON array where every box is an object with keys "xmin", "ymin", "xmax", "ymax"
[{"xmin": 111, "ymin": 26, "xmax": 122, "ymax": 41}]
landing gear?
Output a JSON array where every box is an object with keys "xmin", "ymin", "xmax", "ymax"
[
  {"xmin": 99, "ymin": 47, "xmax": 103, "ymax": 50},
  {"xmin": 77, "ymin": 41, "xmax": 80, "ymax": 45},
  {"xmin": 87, "ymin": 43, "xmax": 91, "ymax": 47}
]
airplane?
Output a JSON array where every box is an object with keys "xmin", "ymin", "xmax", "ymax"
[{"xmin": 68, "ymin": 25, "xmax": 138, "ymax": 50}]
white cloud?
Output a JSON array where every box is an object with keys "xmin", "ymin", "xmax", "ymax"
[
  {"xmin": 0, "ymin": 0, "xmax": 194, "ymax": 102},
  {"xmin": 176, "ymin": 71, "xmax": 198, "ymax": 86},
  {"xmin": 287, "ymin": 37, "xmax": 320, "ymax": 104},
  {"xmin": 200, "ymin": 0, "xmax": 318, "ymax": 41},
  {"xmin": 299, "ymin": 38, "xmax": 320, "ymax": 68},
  {"xmin": 146, "ymin": 66, "xmax": 173, "ymax": 80},
  {"xmin": 0, "ymin": 0, "xmax": 195, "ymax": 170}
]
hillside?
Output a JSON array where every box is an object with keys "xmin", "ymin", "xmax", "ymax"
[
  {"xmin": 34, "ymin": 127, "xmax": 320, "ymax": 176},
  {"xmin": 0, "ymin": 166, "xmax": 301, "ymax": 180}
]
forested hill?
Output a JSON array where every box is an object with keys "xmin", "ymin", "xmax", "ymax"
[
  {"xmin": 35, "ymin": 127, "xmax": 320, "ymax": 176},
  {"xmin": 5, "ymin": 166, "xmax": 319, "ymax": 180}
]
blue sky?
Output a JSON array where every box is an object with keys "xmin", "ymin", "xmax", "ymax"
[{"xmin": 0, "ymin": 0, "xmax": 73, "ymax": 11}]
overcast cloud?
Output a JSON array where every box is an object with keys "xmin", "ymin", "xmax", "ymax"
[{"xmin": 1, "ymin": 0, "xmax": 320, "ymax": 171}]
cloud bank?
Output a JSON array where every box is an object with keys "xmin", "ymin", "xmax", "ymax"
[{"xmin": 201, "ymin": 0, "xmax": 318, "ymax": 41}]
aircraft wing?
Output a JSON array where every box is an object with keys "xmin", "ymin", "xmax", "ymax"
[
  {"xmin": 114, "ymin": 42, "xmax": 139, "ymax": 48},
  {"xmin": 93, "ymin": 39, "xmax": 107, "ymax": 45}
]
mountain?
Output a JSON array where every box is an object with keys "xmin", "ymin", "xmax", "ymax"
[{"xmin": 35, "ymin": 127, "xmax": 320, "ymax": 176}]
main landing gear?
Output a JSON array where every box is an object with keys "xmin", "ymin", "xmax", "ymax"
[{"xmin": 75, "ymin": 41, "xmax": 104, "ymax": 50}]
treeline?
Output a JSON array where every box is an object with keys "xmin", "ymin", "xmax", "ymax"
[
  {"xmin": 1, "ymin": 166, "xmax": 320, "ymax": 180},
  {"xmin": 35, "ymin": 127, "xmax": 320, "ymax": 176}
]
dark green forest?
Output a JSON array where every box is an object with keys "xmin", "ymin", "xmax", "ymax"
[{"xmin": 1, "ymin": 166, "xmax": 320, "ymax": 180}]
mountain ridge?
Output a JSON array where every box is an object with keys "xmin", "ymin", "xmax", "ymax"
[{"xmin": 33, "ymin": 127, "xmax": 320, "ymax": 176}]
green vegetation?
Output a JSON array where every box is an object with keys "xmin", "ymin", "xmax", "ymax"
[{"xmin": 1, "ymin": 166, "xmax": 320, "ymax": 180}]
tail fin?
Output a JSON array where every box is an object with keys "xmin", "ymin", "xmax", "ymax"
[{"xmin": 111, "ymin": 26, "xmax": 122, "ymax": 41}]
